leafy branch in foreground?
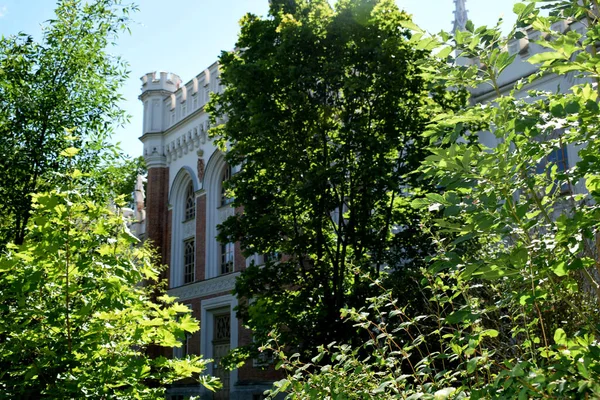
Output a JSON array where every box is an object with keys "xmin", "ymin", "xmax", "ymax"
[
  {"xmin": 0, "ymin": 0, "xmax": 135, "ymax": 247},
  {"xmin": 0, "ymin": 164, "xmax": 218, "ymax": 399}
]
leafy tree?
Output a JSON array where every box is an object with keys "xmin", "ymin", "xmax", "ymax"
[
  {"xmin": 209, "ymin": 0, "xmax": 464, "ymax": 356},
  {"xmin": 93, "ymin": 154, "xmax": 147, "ymax": 207},
  {"xmin": 266, "ymin": 0, "xmax": 600, "ymax": 398},
  {"xmin": 0, "ymin": 0, "xmax": 132, "ymax": 246},
  {"xmin": 0, "ymin": 160, "xmax": 219, "ymax": 399}
]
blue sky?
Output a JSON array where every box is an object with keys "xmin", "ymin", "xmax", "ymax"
[{"xmin": 0, "ymin": 0, "xmax": 518, "ymax": 158}]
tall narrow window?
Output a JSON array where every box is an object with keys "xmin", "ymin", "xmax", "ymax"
[
  {"xmin": 220, "ymin": 164, "xmax": 233, "ymax": 206},
  {"xmin": 184, "ymin": 239, "xmax": 195, "ymax": 284},
  {"xmin": 220, "ymin": 242, "xmax": 234, "ymax": 275},
  {"xmin": 185, "ymin": 182, "xmax": 195, "ymax": 220}
]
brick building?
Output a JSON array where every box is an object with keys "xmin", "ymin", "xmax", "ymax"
[
  {"xmin": 139, "ymin": 65, "xmax": 279, "ymax": 399},
  {"xmin": 138, "ymin": 2, "xmax": 590, "ymax": 399}
]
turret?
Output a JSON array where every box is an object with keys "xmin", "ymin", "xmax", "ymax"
[
  {"xmin": 140, "ymin": 71, "xmax": 181, "ymax": 135},
  {"xmin": 138, "ymin": 72, "xmax": 181, "ymax": 273},
  {"xmin": 453, "ymin": 0, "xmax": 471, "ymax": 67},
  {"xmin": 139, "ymin": 71, "xmax": 181, "ymax": 168},
  {"xmin": 453, "ymin": 0, "xmax": 468, "ymax": 33}
]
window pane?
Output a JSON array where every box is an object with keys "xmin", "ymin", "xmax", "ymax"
[
  {"xmin": 220, "ymin": 242, "xmax": 234, "ymax": 274},
  {"xmin": 184, "ymin": 239, "xmax": 195, "ymax": 284},
  {"xmin": 185, "ymin": 182, "xmax": 195, "ymax": 220}
]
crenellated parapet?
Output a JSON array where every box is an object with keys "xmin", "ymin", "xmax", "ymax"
[
  {"xmin": 139, "ymin": 63, "xmax": 222, "ymax": 170},
  {"xmin": 140, "ymin": 71, "xmax": 182, "ymax": 97},
  {"xmin": 165, "ymin": 121, "xmax": 209, "ymax": 164}
]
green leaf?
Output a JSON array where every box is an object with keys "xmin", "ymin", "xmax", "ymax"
[
  {"xmin": 552, "ymin": 261, "xmax": 568, "ymax": 277},
  {"xmin": 60, "ymin": 147, "xmax": 80, "ymax": 158},
  {"xmin": 554, "ymin": 328, "xmax": 567, "ymax": 346},
  {"xmin": 398, "ymin": 19, "xmax": 423, "ymax": 33},
  {"xmin": 528, "ymin": 51, "xmax": 567, "ymax": 64}
]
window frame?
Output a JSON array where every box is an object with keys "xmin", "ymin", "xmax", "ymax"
[
  {"xmin": 220, "ymin": 241, "xmax": 234, "ymax": 275},
  {"xmin": 183, "ymin": 238, "xmax": 195, "ymax": 284},
  {"xmin": 184, "ymin": 181, "xmax": 196, "ymax": 221}
]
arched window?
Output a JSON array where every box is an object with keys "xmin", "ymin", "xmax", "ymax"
[
  {"xmin": 185, "ymin": 181, "xmax": 195, "ymax": 220},
  {"xmin": 220, "ymin": 164, "xmax": 233, "ymax": 206},
  {"xmin": 184, "ymin": 239, "xmax": 195, "ymax": 284}
]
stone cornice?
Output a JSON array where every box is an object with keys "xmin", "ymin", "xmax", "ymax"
[
  {"xmin": 145, "ymin": 154, "xmax": 167, "ymax": 169},
  {"xmin": 167, "ymin": 272, "xmax": 239, "ymax": 302}
]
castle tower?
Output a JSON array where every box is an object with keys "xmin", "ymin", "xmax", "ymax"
[{"xmin": 139, "ymin": 72, "xmax": 182, "ymax": 267}]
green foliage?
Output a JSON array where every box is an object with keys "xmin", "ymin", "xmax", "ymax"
[
  {"xmin": 262, "ymin": 0, "xmax": 600, "ymax": 398},
  {"xmin": 0, "ymin": 168, "xmax": 218, "ymax": 399},
  {"xmin": 209, "ymin": 0, "xmax": 464, "ymax": 358},
  {"xmin": 93, "ymin": 154, "xmax": 147, "ymax": 207},
  {"xmin": 0, "ymin": 0, "xmax": 134, "ymax": 246}
]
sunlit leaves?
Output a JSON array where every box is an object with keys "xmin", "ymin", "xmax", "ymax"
[{"xmin": 0, "ymin": 178, "xmax": 216, "ymax": 398}]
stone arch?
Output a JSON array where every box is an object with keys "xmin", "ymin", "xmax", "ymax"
[
  {"xmin": 203, "ymin": 150, "xmax": 234, "ymax": 279},
  {"xmin": 169, "ymin": 167, "xmax": 198, "ymax": 288}
]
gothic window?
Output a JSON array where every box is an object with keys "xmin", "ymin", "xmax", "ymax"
[
  {"xmin": 184, "ymin": 181, "xmax": 195, "ymax": 220},
  {"xmin": 220, "ymin": 242, "xmax": 234, "ymax": 275},
  {"xmin": 220, "ymin": 164, "xmax": 233, "ymax": 206},
  {"xmin": 184, "ymin": 239, "xmax": 195, "ymax": 284}
]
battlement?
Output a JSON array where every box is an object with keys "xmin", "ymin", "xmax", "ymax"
[{"xmin": 141, "ymin": 71, "xmax": 182, "ymax": 94}]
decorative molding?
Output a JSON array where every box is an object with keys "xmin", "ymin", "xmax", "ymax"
[
  {"xmin": 197, "ymin": 157, "xmax": 205, "ymax": 182},
  {"xmin": 167, "ymin": 272, "xmax": 239, "ymax": 302},
  {"xmin": 182, "ymin": 219, "xmax": 195, "ymax": 239},
  {"xmin": 218, "ymin": 204, "xmax": 234, "ymax": 224},
  {"xmin": 165, "ymin": 121, "xmax": 209, "ymax": 164}
]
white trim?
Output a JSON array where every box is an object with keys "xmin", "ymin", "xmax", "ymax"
[
  {"xmin": 170, "ymin": 169, "xmax": 197, "ymax": 288},
  {"xmin": 201, "ymin": 294, "xmax": 238, "ymax": 395},
  {"xmin": 204, "ymin": 151, "xmax": 234, "ymax": 279},
  {"xmin": 167, "ymin": 272, "xmax": 238, "ymax": 301}
]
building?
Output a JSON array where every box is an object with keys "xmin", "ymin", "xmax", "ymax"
[
  {"xmin": 138, "ymin": 1, "xmax": 586, "ymax": 399},
  {"xmin": 139, "ymin": 65, "xmax": 279, "ymax": 400}
]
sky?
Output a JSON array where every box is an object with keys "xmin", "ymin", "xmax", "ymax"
[{"xmin": 0, "ymin": 0, "xmax": 518, "ymax": 158}]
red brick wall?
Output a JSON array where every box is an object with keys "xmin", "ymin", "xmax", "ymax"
[
  {"xmin": 165, "ymin": 209, "xmax": 172, "ymax": 286},
  {"xmin": 146, "ymin": 166, "xmax": 170, "ymax": 270},
  {"xmin": 196, "ymin": 195, "xmax": 207, "ymax": 281}
]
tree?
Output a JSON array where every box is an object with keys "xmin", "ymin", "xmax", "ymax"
[
  {"xmin": 267, "ymin": 1, "xmax": 600, "ymax": 398},
  {"xmin": 94, "ymin": 154, "xmax": 147, "ymax": 207},
  {"xmin": 209, "ymin": 0, "xmax": 464, "ymax": 356},
  {"xmin": 0, "ymin": 163, "xmax": 219, "ymax": 399},
  {"xmin": 0, "ymin": 0, "xmax": 132, "ymax": 246}
]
